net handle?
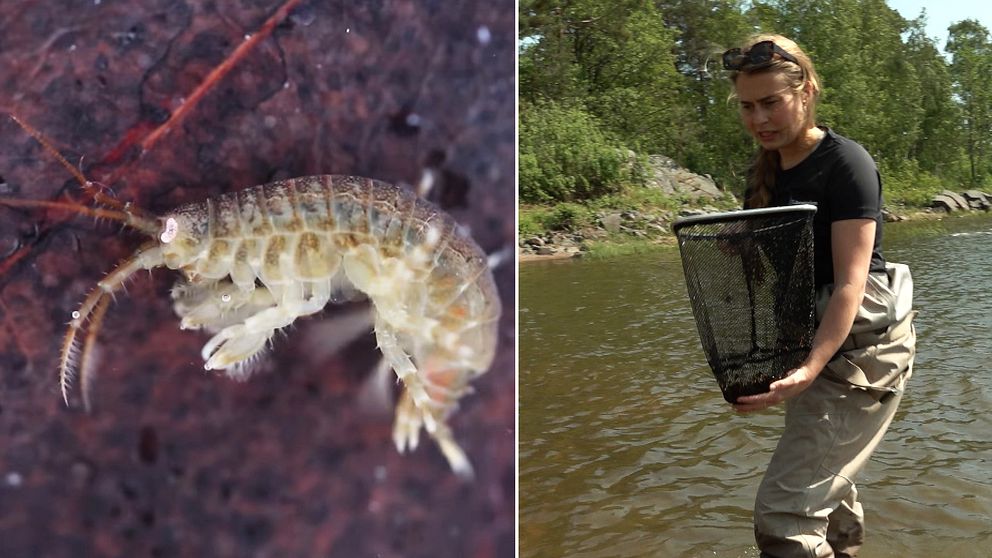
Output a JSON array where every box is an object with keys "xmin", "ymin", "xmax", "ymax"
[{"xmin": 672, "ymin": 204, "xmax": 817, "ymax": 233}]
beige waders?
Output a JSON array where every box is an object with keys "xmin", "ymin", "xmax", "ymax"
[{"xmin": 754, "ymin": 262, "xmax": 917, "ymax": 558}]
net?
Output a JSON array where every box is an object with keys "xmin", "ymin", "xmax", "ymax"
[{"xmin": 673, "ymin": 205, "xmax": 817, "ymax": 403}]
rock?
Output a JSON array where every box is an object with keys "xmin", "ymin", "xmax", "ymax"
[
  {"xmin": 644, "ymin": 154, "xmax": 724, "ymax": 201},
  {"xmin": 647, "ymin": 213, "xmax": 670, "ymax": 227},
  {"xmin": 679, "ymin": 208, "xmax": 707, "ymax": 218},
  {"xmin": 931, "ymin": 194, "xmax": 962, "ymax": 212},
  {"xmin": 523, "ymin": 236, "xmax": 545, "ymax": 247},
  {"xmin": 962, "ymin": 190, "xmax": 991, "ymax": 210},
  {"xmin": 650, "ymin": 154, "xmax": 680, "ymax": 171},
  {"xmin": 536, "ymin": 246, "xmax": 556, "ymax": 256},
  {"xmin": 881, "ymin": 208, "xmax": 906, "ymax": 222},
  {"xmin": 651, "ymin": 174, "xmax": 680, "ymax": 196},
  {"xmin": 939, "ymin": 190, "xmax": 970, "ymax": 210},
  {"xmin": 931, "ymin": 190, "xmax": 992, "ymax": 212},
  {"xmin": 676, "ymin": 171, "xmax": 724, "ymax": 200},
  {"xmin": 584, "ymin": 228, "xmax": 608, "ymax": 240},
  {"xmin": 961, "ymin": 190, "xmax": 989, "ymax": 203},
  {"xmin": 600, "ymin": 212, "xmax": 622, "ymax": 233}
]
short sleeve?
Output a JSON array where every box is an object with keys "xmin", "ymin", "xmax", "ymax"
[{"xmin": 826, "ymin": 140, "xmax": 881, "ymax": 221}]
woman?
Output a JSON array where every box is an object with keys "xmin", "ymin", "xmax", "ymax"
[{"xmin": 724, "ymin": 35, "xmax": 917, "ymax": 558}]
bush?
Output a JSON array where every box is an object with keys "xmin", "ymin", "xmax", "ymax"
[
  {"xmin": 519, "ymin": 209, "xmax": 546, "ymax": 238},
  {"xmin": 542, "ymin": 202, "xmax": 593, "ymax": 232},
  {"xmin": 586, "ymin": 186, "xmax": 681, "ymax": 213},
  {"xmin": 880, "ymin": 159, "xmax": 947, "ymax": 207},
  {"xmin": 519, "ymin": 100, "xmax": 633, "ymax": 203},
  {"xmin": 518, "ymin": 202, "xmax": 597, "ymax": 237}
]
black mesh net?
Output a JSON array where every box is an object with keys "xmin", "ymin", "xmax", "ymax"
[{"xmin": 673, "ymin": 205, "xmax": 817, "ymax": 403}]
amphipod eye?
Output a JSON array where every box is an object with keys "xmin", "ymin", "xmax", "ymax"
[{"xmin": 160, "ymin": 217, "xmax": 179, "ymax": 244}]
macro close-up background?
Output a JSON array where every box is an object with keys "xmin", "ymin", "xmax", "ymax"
[{"xmin": 0, "ymin": 1, "xmax": 515, "ymax": 556}]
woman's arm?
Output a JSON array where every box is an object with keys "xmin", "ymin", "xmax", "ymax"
[{"xmin": 732, "ymin": 218, "xmax": 875, "ymax": 412}]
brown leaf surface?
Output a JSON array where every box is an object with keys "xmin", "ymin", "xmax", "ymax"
[{"xmin": 0, "ymin": 1, "xmax": 515, "ymax": 556}]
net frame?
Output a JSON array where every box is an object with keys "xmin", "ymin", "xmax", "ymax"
[{"xmin": 673, "ymin": 204, "xmax": 817, "ymax": 403}]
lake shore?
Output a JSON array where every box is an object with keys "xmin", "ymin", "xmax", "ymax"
[{"xmin": 519, "ymin": 207, "xmax": 967, "ymax": 263}]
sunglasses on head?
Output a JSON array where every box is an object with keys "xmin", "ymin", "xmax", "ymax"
[{"xmin": 722, "ymin": 40, "xmax": 800, "ymax": 71}]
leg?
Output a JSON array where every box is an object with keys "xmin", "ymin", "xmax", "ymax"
[
  {"xmin": 393, "ymin": 387, "xmax": 425, "ymax": 453},
  {"xmin": 391, "ymin": 354, "xmax": 475, "ymax": 478},
  {"xmin": 172, "ymin": 279, "xmax": 275, "ymax": 333},
  {"xmin": 357, "ymin": 356, "xmax": 394, "ymax": 411},
  {"xmin": 393, "ymin": 386, "xmax": 473, "ymax": 478},
  {"xmin": 826, "ymin": 484, "xmax": 864, "ymax": 558},
  {"xmin": 372, "ymin": 318, "xmax": 437, "ymax": 433},
  {"xmin": 754, "ymin": 375, "xmax": 905, "ymax": 558},
  {"xmin": 201, "ymin": 281, "xmax": 329, "ymax": 373},
  {"xmin": 200, "ymin": 306, "xmax": 295, "ymax": 374}
]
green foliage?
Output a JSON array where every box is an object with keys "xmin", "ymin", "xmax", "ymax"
[
  {"xmin": 518, "ymin": 202, "xmax": 596, "ymax": 236},
  {"xmin": 543, "ymin": 202, "xmax": 595, "ymax": 231},
  {"xmin": 519, "ymin": 209, "xmax": 547, "ymax": 238},
  {"xmin": 905, "ymin": 16, "xmax": 962, "ymax": 175},
  {"xmin": 519, "ymin": 101, "xmax": 632, "ymax": 203},
  {"xmin": 946, "ymin": 19, "xmax": 992, "ymax": 186},
  {"xmin": 879, "ymin": 159, "xmax": 947, "ymax": 207},
  {"xmin": 520, "ymin": 0, "xmax": 988, "ymax": 224},
  {"xmin": 583, "ymin": 238, "xmax": 669, "ymax": 259},
  {"xmin": 585, "ymin": 188, "xmax": 676, "ymax": 213},
  {"xmin": 520, "ymin": 0, "xmax": 691, "ymax": 154}
]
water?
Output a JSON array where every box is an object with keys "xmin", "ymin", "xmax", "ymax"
[{"xmin": 519, "ymin": 214, "xmax": 992, "ymax": 558}]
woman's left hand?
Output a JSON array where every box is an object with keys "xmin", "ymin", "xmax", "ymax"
[{"xmin": 732, "ymin": 365, "xmax": 819, "ymax": 413}]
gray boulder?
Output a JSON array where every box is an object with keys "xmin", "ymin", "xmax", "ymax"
[
  {"xmin": 940, "ymin": 190, "xmax": 970, "ymax": 210},
  {"xmin": 931, "ymin": 190, "xmax": 992, "ymax": 212},
  {"xmin": 962, "ymin": 190, "xmax": 991, "ymax": 210},
  {"xmin": 676, "ymin": 170, "xmax": 724, "ymax": 200},
  {"xmin": 931, "ymin": 194, "xmax": 963, "ymax": 212},
  {"xmin": 600, "ymin": 212, "xmax": 623, "ymax": 233},
  {"xmin": 881, "ymin": 208, "xmax": 907, "ymax": 222},
  {"xmin": 644, "ymin": 155, "xmax": 727, "ymax": 201}
]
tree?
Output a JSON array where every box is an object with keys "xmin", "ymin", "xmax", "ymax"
[
  {"xmin": 947, "ymin": 19, "xmax": 992, "ymax": 186},
  {"xmin": 657, "ymin": 0, "xmax": 756, "ymax": 190},
  {"xmin": 519, "ymin": 100, "xmax": 632, "ymax": 203},
  {"xmin": 519, "ymin": 0, "xmax": 972, "ymax": 208},
  {"xmin": 904, "ymin": 13, "xmax": 962, "ymax": 177}
]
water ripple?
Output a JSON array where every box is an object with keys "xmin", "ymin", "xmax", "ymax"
[{"xmin": 521, "ymin": 216, "xmax": 992, "ymax": 558}]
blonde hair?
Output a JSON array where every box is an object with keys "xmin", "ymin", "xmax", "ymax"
[{"xmin": 728, "ymin": 34, "xmax": 822, "ymax": 208}]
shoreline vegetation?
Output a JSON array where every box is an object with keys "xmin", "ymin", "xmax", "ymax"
[
  {"xmin": 519, "ymin": 179, "xmax": 992, "ymax": 262},
  {"xmin": 520, "ymin": 1, "xmax": 992, "ymax": 264},
  {"xmin": 518, "ymin": 208, "xmax": 980, "ymax": 263}
]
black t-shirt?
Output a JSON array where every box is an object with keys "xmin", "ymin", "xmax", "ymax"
[{"xmin": 747, "ymin": 128, "xmax": 886, "ymax": 288}]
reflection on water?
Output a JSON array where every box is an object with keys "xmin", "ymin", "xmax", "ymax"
[{"xmin": 520, "ymin": 215, "xmax": 992, "ymax": 558}]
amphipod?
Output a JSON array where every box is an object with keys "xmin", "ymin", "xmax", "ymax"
[{"xmin": 1, "ymin": 116, "xmax": 501, "ymax": 478}]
